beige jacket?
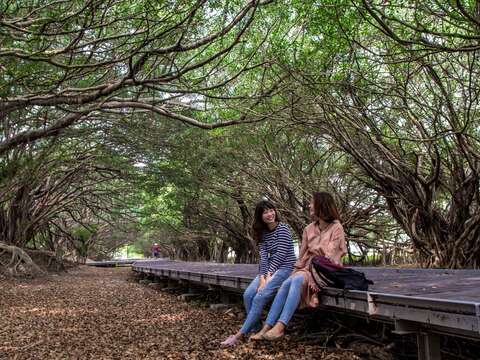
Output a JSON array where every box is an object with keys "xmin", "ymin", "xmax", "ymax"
[{"xmin": 293, "ymin": 220, "xmax": 347, "ymax": 308}]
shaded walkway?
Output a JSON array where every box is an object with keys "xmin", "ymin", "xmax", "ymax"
[{"xmin": 0, "ymin": 266, "xmax": 356, "ymax": 360}]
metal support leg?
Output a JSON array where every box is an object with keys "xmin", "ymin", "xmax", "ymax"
[
  {"xmin": 153, "ymin": 277, "xmax": 168, "ymax": 288},
  {"xmin": 394, "ymin": 320, "xmax": 441, "ymax": 360},
  {"xmin": 220, "ymin": 291, "xmax": 234, "ymax": 304},
  {"xmin": 417, "ymin": 332, "xmax": 441, "ymax": 360}
]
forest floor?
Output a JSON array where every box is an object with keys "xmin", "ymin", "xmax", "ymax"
[{"xmin": 0, "ymin": 266, "xmax": 379, "ymax": 360}]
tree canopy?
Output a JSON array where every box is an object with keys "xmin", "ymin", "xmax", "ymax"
[{"xmin": 2, "ymin": 0, "xmax": 480, "ymax": 273}]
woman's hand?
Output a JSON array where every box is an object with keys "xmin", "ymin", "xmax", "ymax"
[
  {"xmin": 265, "ymin": 272, "xmax": 272, "ymax": 284},
  {"xmin": 309, "ymin": 282, "xmax": 319, "ymax": 293},
  {"xmin": 257, "ymin": 272, "xmax": 272, "ymax": 291},
  {"xmin": 309, "ymin": 293, "xmax": 319, "ymax": 307},
  {"xmin": 257, "ymin": 275, "xmax": 266, "ymax": 291}
]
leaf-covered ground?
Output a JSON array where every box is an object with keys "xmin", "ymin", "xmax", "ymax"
[{"xmin": 0, "ymin": 266, "xmax": 365, "ymax": 360}]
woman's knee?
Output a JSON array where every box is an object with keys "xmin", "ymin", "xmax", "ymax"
[
  {"xmin": 273, "ymin": 277, "xmax": 290, "ymax": 292},
  {"xmin": 243, "ymin": 288, "xmax": 255, "ymax": 302},
  {"xmin": 291, "ymin": 274, "xmax": 305, "ymax": 286},
  {"xmin": 252, "ymin": 290, "xmax": 270, "ymax": 307}
]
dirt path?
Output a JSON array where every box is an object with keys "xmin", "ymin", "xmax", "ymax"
[{"xmin": 0, "ymin": 266, "xmax": 357, "ymax": 360}]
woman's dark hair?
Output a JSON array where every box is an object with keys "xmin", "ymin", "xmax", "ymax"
[
  {"xmin": 312, "ymin": 192, "xmax": 340, "ymax": 223},
  {"xmin": 252, "ymin": 200, "xmax": 279, "ymax": 244}
]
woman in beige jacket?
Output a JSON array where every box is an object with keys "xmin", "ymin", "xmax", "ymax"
[{"xmin": 251, "ymin": 191, "xmax": 347, "ymax": 341}]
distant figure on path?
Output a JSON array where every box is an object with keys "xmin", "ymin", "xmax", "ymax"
[
  {"xmin": 251, "ymin": 192, "xmax": 347, "ymax": 341},
  {"xmin": 151, "ymin": 243, "xmax": 160, "ymax": 258},
  {"xmin": 220, "ymin": 200, "xmax": 296, "ymax": 347}
]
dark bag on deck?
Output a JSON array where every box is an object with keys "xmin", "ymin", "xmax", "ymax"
[{"xmin": 311, "ymin": 255, "xmax": 374, "ymax": 291}]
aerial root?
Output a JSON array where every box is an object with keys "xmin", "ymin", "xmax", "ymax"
[{"xmin": 0, "ymin": 242, "xmax": 44, "ymax": 277}]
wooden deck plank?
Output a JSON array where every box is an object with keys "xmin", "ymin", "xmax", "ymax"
[{"xmin": 355, "ymin": 268, "xmax": 479, "ymax": 301}]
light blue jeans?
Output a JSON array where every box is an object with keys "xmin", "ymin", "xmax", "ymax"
[
  {"xmin": 265, "ymin": 273, "xmax": 305, "ymax": 327},
  {"xmin": 240, "ymin": 268, "xmax": 292, "ymax": 334}
]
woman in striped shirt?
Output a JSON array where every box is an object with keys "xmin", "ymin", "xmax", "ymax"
[{"xmin": 220, "ymin": 200, "xmax": 296, "ymax": 347}]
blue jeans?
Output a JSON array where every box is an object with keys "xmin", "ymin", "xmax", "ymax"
[
  {"xmin": 265, "ymin": 273, "xmax": 305, "ymax": 327},
  {"xmin": 240, "ymin": 268, "xmax": 292, "ymax": 334}
]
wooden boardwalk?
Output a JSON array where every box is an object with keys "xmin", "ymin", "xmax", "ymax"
[
  {"xmin": 132, "ymin": 259, "xmax": 480, "ymax": 301},
  {"xmin": 86, "ymin": 258, "xmax": 160, "ymax": 267},
  {"xmin": 132, "ymin": 259, "xmax": 480, "ymax": 359}
]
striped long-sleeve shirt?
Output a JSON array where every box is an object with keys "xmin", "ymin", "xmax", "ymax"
[{"xmin": 258, "ymin": 222, "xmax": 296, "ymax": 276}]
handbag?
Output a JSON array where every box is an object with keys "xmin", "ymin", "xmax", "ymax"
[{"xmin": 311, "ymin": 255, "xmax": 374, "ymax": 291}]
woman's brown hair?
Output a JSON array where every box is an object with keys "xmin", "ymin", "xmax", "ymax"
[
  {"xmin": 312, "ymin": 192, "xmax": 340, "ymax": 223},
  {"xmin": 252, "ymin": 200, "xmax": 279, "ymax": 244}
]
